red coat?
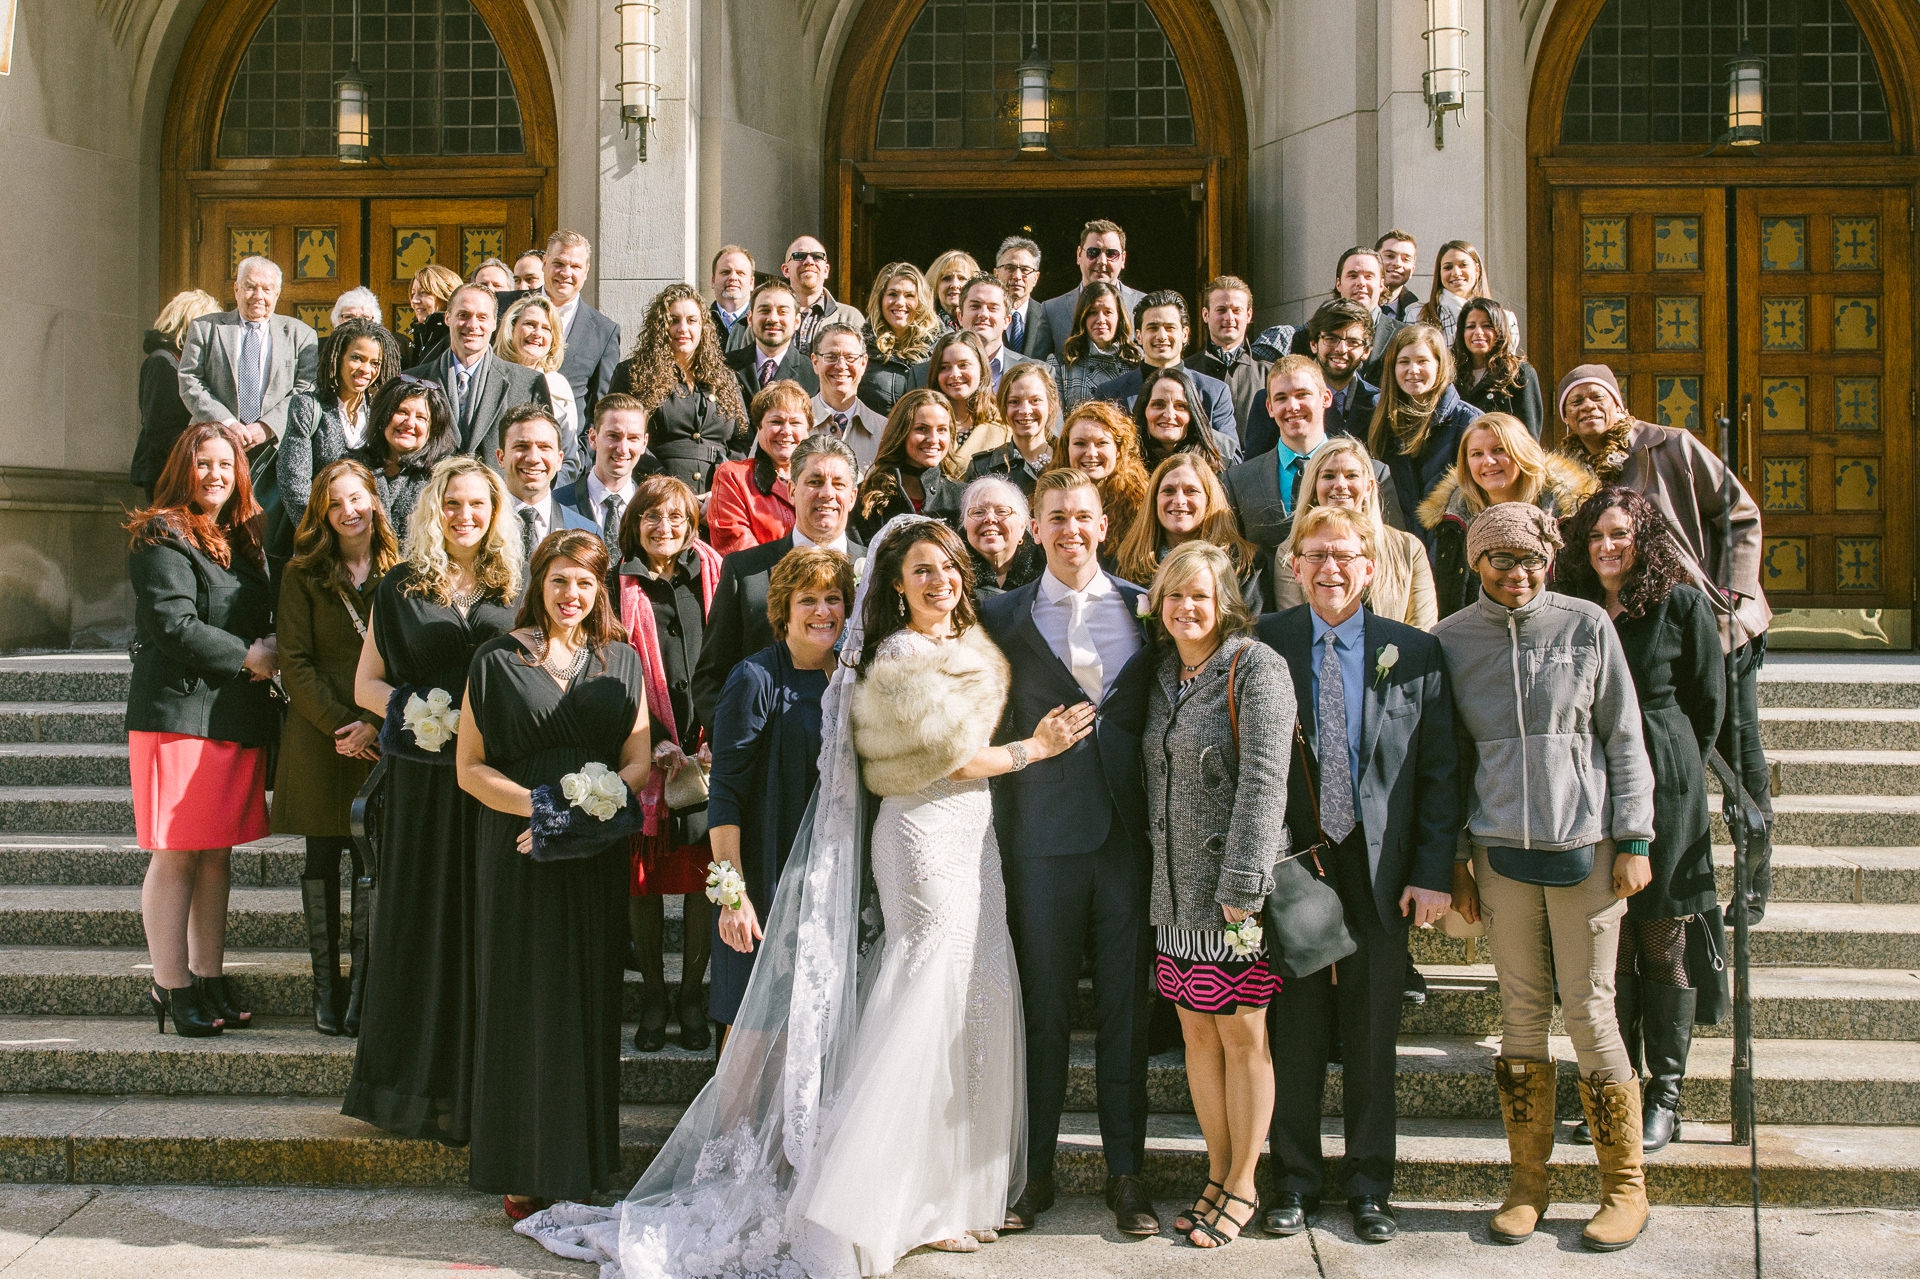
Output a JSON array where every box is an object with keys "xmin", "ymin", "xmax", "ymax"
[{"xmin": 706, "ymin": 454, "xmax": 795, "ymax": 554}]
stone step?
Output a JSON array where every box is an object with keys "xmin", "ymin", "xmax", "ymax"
[
  {"xmin": 1760, "ymin": 708, "xmax": 1920, "ymax": 752},
  {"xmin": 1766, "ymin": 750, "xmax": 1920, "ymax": 796},
  {"xmin": 0, "ymin": 1015, "xmax": 1913, "ymax": 1128},
  {"xmin": 0, "ymin": 703, "xmax": 126, "ymax": 745},
  {"xmin": 1759, "ymin": 654, "xmax": 1920, "ymax": 710},
  {"xmin": 0, "ymin": 1094, "xmax": 1912, "ymax": 1204},
  {"xmin": 0, "ymin": 743, "xmax": 130, "ymax": 788},
  {"xmin": 0, "ymin": 655, "xmax": 131, "ymax": 704},
  {"xmin": 1713, "ymin": 844, "xmax": 1920, "ymax": 904},
  {"xmin": 0, "ymin": 786, "xmax": 135, "ymax": 834},
  {"xmin": 1710, "ymin": 795, "xmax": 1920, "ymax": 849},
  {"xmin": 0, "ymin": 835, "xmax": 310, "ymax": 888}
]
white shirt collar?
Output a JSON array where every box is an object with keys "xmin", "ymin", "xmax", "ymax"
[
  {"xmin": 510, "ymin": 493, "xmax": 553, "ymax": 525},
  {"xmin": 1037, "ymin": 566, "xmax": 1113, "ymax": 604},
  {"xmin": 554, "ymin": 295, "xmax": 581, "ymax": 333},
  {"xmin": 585, "ymin": 472, "xmax": 636, "ymax": 509},
  {"xmin": 792, "ymin": 525, "xmax": 849, "ymax": 555},
  {"xmin": 813, "ymin": 391, "xmax": 862, "ymax": 417}
]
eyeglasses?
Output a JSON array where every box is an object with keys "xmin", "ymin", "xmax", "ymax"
[
  {"xmin": 815, "ymin": 353, "xmax": 864, "ymax": 367},
  {"xmin": 1483, "ymin": 553, "xmax": 1549, "ymax": 571},
  {"xmin": 1316, "ymin": 334, "xmax": 1368, "ymax": 350},
  {"xmin": 1082, "ymin": 246, "xmax": 1124, "ymax": 260},
  {"xmin": 1296, "ymin": 551, "xmax": 1368, "ymax": 567},
  {"xmin": 997, "ymin": 263, "xmax": 1039, "ymax": 277},
  {"xmin": 789, "ymin": 250, "xmax": 828, "ymax": 263},
  {"xmin": 640, "ymin": 510, "xmax": 690, "ymax": 529},
  {"xmin": 966, "ymin": 505, "xmax": 1020, "ymax": 522}
]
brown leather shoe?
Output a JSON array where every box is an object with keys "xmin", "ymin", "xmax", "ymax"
[
  {"xmin": 1004, "ymin": 1177, "xmax": 1054, "ymax": 1230},
  {"xmin": 1106, "ymin": 1174, "xmax": 1161, "ymax": 1235}
]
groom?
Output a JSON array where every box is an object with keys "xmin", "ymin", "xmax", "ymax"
[{"xmin": 980, "ymin": 468, "xmax": 1159, "ymax": 1236}]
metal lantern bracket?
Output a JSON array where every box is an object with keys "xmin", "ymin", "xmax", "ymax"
[
  {"xmin": 616, "ymin": 0, "xmax": 661, "ymax": 161},
  {"xmin": 334, "ymin": 0, "xmax": 371, "ymax": 164},
  {"xmin": 1423, "ymin": 0, "xmax": 1470, "ymax": 150}
]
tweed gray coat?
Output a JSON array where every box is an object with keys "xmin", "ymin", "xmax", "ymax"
[{"xmin": 1145, "ymin": 632, "xmax": 1296, "ymax": 929}]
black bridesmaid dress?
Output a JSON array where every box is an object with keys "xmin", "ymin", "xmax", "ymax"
[
  {"xmin": 342, "ymin": 564, "xmax": 513, "ymax": 1144},
  {"xmin": 465, "ymin": 637, "xmax": 645, "ymax": 1200}
]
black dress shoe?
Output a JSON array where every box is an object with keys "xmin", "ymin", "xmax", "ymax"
[
  {"xmin": 1263, "ymin": 1192, "xmax": 1317, "ymax": 1236},
  {"xmin": 1106, "ymin": 1174, "xmax": 1161, "ymax": 1236},
  {"xmin": 1348, "ymin": 1196, "xmax": 1397, "ymax": 1243},
  {"xmin": 1004, "ymin": 1177, "xmax": 1054, "ymax": 1230},
  {"xmin": 1403, "ymin": 960, "xmax": 1429, "ymax": 1006}
]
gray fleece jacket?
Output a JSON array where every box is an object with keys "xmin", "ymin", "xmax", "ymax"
[{"xmin": 1432, "ymin": 589, "xmax": 1655, "ymax": 854}]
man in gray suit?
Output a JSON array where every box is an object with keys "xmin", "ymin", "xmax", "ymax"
[
  {"xmin": 1037, "ymin": 219, "xmax": 1146, "ymax": 365},
  {"xmin": 402, "ymin": 283, "xmax": 563, "ymax": 479},
  {"xmin": 545, "ymin": 229, "xmax": 622, "ymax": 421},
  {"xmin": 994, "ymin": 235, "xmax": 1052, "ymax": 359},
  {"xmin": 177, "ymin": 256, "xmax": 319, "ymax": 451}
]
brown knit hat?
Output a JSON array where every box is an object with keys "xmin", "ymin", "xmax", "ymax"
[
  {"xmin": 1556, "ymin": 363, "xmax": 1625, "ymax": 419},
  {"xmin": 1466, "ymin": 501, "xmax": 1564, "ymax": 567}
]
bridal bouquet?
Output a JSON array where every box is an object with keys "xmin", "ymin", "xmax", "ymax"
[
  {"xmin": 379, "ymin": 685, "xmax": 461, "ymax": 764},
  {"xmin": 1225, "ymin": 916, "xmax": 1265, "ymax": 959},
  {"xmin": 529, "ymin": 762, "xmax": 641, "ymax": 862}
]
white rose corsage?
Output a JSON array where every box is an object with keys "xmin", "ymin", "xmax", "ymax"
[
  {"xmin": 1225, "ymin": 916, "xmax": 1265, "ymax": 959},
  {"xmin": 560, "ymin": 761, "xmax": 628, "ymax": 821},
  {"xmin": 1373, "ymin": 643, "xmax": 1400, "ymax": 689},
  {"xmin": 705, "ymin": 860, "xmax": 746, "ymax": 911},
  {"xmin": 527, "ymin": 761, "xmax": 640, "ymax": 862},
  {"xmin": 380, "ymin": 685, "xmax": 461, "ymax": 763}
]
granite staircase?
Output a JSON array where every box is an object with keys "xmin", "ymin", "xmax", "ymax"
[{"xmin": 0, "ymin": 651, "xmax": 1916, "ymax": 1204}]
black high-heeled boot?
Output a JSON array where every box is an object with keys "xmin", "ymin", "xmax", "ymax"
[
  {"xmin": 1639, "ymin": 981, "xmax": 1696, "ymax": 1152},
  {"xmin": 343, "ymin": 873, "xmax": 374, "ymax": 1037},
  {"xmin": 150, "ymin": 983, "xmax": 223, "ymax": 1037},
  {"xmin": 677, "ymin": 892, "xmax": 713, "ymax": 1052},
  {"xmin": 632, "ymin": 896, "xmax": 669, "ymax": 1052},
  {"xmin": 301, "ymin": 877, "xmax": 344, "ymax": 1035},
  {"xmin": 191, "ymin": 973, "xmax": 251, "ymax": 1029}
]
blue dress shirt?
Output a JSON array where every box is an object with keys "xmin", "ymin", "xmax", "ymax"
[
  {"xmin": 1309, "ymin": 606, "xmax": 1366, "ymax": 791},
  {"xmin": 1275, "ymin": 436, "xmax": 1322, "ymax": 516}
]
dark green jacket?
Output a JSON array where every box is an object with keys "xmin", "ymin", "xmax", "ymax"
[{"xmin": 125, "ymin": 529, "xmax": 279, "ymax": 746}]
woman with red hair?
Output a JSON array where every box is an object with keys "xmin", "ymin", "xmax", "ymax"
[{"xmin": 125, "ymin": 423, "xmax": 281, "ymax": 1037}]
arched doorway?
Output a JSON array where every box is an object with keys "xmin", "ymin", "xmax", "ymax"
[
  {"xmin": 160, "ymin": 0, "xmax": 558, "ymax": 343},
  {"xmin": 824, "ymin": 0, "xmax": 1247, "ymax": 305},
  {"xmin": 1529, "ymin": 0, "xmax": 1920, "ymax": 648}
]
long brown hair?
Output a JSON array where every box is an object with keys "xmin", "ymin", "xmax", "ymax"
[
  {"xmin": 125, "ymin": 423, "xmax": 263, "ymax": 569},
  {"xmin": 924, "ymin": 330, "xmax": 1003, "ymax": 431},
  {"xmin": 1423, "ymin": 239, "xmax": 1493, "ymax": 318},
  {"xmin": 857, "ymin": 388, "xmax": 963, "ymax": 522},
  {"xmin": 1059, "ymin": 399, "xmax": 1149, "ymax": 537},
  {"xmin": 1367, "ymin": 324, "xmax": 1454, "ymax": 462},
  {"xmin": 1063, "ymin": 280, "xmax": 1142, "ymax": 364},
  {"xmin": 514, "ymin": 529, "xmax": 627, "ymax": 665},
  {"xmin": 617, "ymin": 282, "xmax": 747, "ymax": 427},
  {"xmin": 1113, "ymin": 453, "xmax": 1257, "ymax": 587},
  {"xmin": 855, "ymin": 519, "xmax": 978, "ymax": 675},
  {"xmin": 1450, "ymin": 296, "xmax": 1524, "ymax": 399},
  {"xmin": 288, "ymin": 459, "xmax": 401, "ymax": 597}
]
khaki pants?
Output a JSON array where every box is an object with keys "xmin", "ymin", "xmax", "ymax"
[{"xmin": 1473, "ymin": 840, "xmax": 1633, "ymax": 1082}]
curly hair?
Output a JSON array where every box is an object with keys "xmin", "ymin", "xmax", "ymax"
[
  {"xmin": 1451, "ymin": 296, "xmax": 1525, "ymax": 400},
  {"xmin": 616, "ymin": 282, "xmax": 747, "ymax": 427},
  {"xmin": 288, "ymin": 458, "xmax": 400, "ymax": 597},
  {"xmin": 1554, "ymin": 485, "xmax": 1691, "ymax": 619},
  {"xmin": 864, "ymin": 261, "xmax": 941, "ymax": 363},
  {"xmin": 317, "ymin": 317, "xmax": 403, "ymax": 410},
  {"xmin": 1059, "ymin": 399, "xmax": 1150, "ymax": 537},
  {"xmin": 400, "ymin": 456, "xmax": 522, "ymax": 606}
]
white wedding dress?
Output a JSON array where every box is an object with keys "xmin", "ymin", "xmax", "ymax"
[{"xmin": 518, "ymin": 516, "xmax": 1024, "ymax": 1279}]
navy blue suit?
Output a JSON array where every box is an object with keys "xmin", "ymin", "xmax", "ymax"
[{"xmin": 981, "ymin": 573, "xmax": 1154, "ymax": 1186}]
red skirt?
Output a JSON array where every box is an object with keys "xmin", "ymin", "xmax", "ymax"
[
  {"xmin": 630, "ymin": 838, "xmax": 710, "ymax": 896},
  {"xmin": 129, "ymin": 730, "xmax": 270, "ymax": 851}
]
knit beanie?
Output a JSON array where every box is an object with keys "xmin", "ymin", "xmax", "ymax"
[
  {"xmin": 1466, "ymin": 501, "xmax": 1564, "ymax": 567},
  {"xmin": 1556, "ymin": 363, "xmax": 1625, "ymax": 419}
]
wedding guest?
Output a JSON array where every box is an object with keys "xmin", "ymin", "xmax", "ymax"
[
  {"xmin": 1058, "ymin": 281, "xmax": 1139, "ymax": 410},
  {"xmin": 543, "ymin": 229, "xmax": 623, "ymax": 419},
  {"xmin": 708, "ymin": 245, "xmax": 755, "ymax": 354},
  {"xmin": 851, "ymin": 388, "xmax": 966, "ymax": 543},
  {"xmin": 1093, "ymin": 291, "xmax": 1239, "ymax": 458},
  {"xmin": 273, "ymin": 459, "xmax": 396, "ymax": 1036},
  {"xmin": 1453, "ymin": 298, "xmax": 1544, "ymax": 439},
  {"xmin": 330, "ymin": 287, "xmax": 383, "ymax": 328},
  {"xmin": 781, "ymin": 235, "xmax": 865, "ymax": 352},
  {"xmin": 1410, "ymin": 240, "xmax": 1519, "ymax": 346},
  {"xmin": 1114, "ymin": 454, "xmax": 1268, "ymax": 612},
  {"xmin": 995, "ymin": 235, "xmax": 1052, "ymax": 357},
  {"xmin": 1038, "ymin": 220, "xmax": 1146, "ymax": 365},
  {"xmin": 928, "ymin": 330, "xmax": 1010, "ymax": 467},
  {"xmin": 960, "ymin": 475, "xmax": 1042, "ymax": 600},
  {"xmin": 1312, "ymin": 299, "xmax": 1381, "ymax": 444},
  {"xmin": 1134, "ymin": 364, "xmax": 1228, "ymax": 472},
  {"xmin": 1256, "ymin": 504, "xmax": 1459, "ymax": 1242},
  {"xmin": 494, "ymin": 405, "xmax": 599, "ymax": 561},
  {"xmin": 552, "ymin": 394, "xmax": 664, "ymax": 550},
  {"xmin": 706, "ymin": 381, "xmax": 807, "ymax": 555},
  {"xmin": 1144, "ymin": 540, "xmax": 1293, "ymax": 1249},
  {"xmin": 726, "ymin": 281, "xmax": 820, "ymax": 406},
  {"xmin": 511, "ymin": 250, "xmax": 545, "ymax": 294},
  {"xmin": 967, "ymin": 361, "xmax": 1059, "ymax": 496},
  {"xmin": 1557, "ymin": 488, "xmax": 1726, "ymax": 1154},
  {"xmin": 131, "ymin": 290, "xmax": 221, "ymax": 498},
  {"xmin": 613, "ymin": 283, "xmax": 749, "ymax": 495},
  {"xmin": 461, "ymin": 529, "xmax": 649, "ymax": 1218},
  {"xmin": 860, "ymin": 262, "xmax": 941, "ymax": 416},
  {"xmin": 495, "ymin": 293, "xmax": 580, "ymax": 450},
  {"xmin": 1367, "ymin": 324, "xmax": 1482, "ymax": 545},
  {"xmin": 706, "ymin": 546, "xmax": 853, "ymax": 1031},
  {"xmin": 1419, "ymin": 413, "xmax": 1593, "ymax": 619},
  {"xmin": 926, "ymin": 249, "xmax": 980, "ymax": 332},
  {"xmin": 1376, "ymin": 230, "xmax": 1421, "ymax": 320},
  {"xmin": 401, "ymin": 284, "xmax": 542, "ymax": 464},
  {"xmin": 1058, "ymin": 399, "xmax": 1150, "ymax": 544},
  {"xmin": 470, "ymin": 258, "xmax": 514, "ymax": 292},
  {"xmin": 345, "ymin": 456, "xmax": 519, "ymax": 1145},
  {"xmin": 1286, "ymin": 438, "xmax": 1436, "ymax": 630},
  {"xmin": 810, "ymin": 322, "xmax": 887, "ymax": 471},
  {"xmin": 615, "ymin": 475, "xmax": 723, "ymax": 1052},
  {"xmin": 1438, "ymin": 502, "xmax": 1655, "ymax": 1253},
  {"xmin": 404, "ymin": 263, "xmax": 462, "ymax": 366},
  {"xmin": 177, "ymin": 256, "xmax": 320, "ymax": 454},
  {"xmin": 350, "ymin": 377, "xmax": 459, "ymax": 536},
  {"xmin": 126, "ymin": 425, "xmax": 279, "ymax": 1038},
  {"xmin": 281, "ymin": 318, "xmax": 403, "ymax": 526}
]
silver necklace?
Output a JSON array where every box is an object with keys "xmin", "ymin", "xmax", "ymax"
[
  {"xmin": 450, "ymin": 582, "xmax": 485, "ymax": 611},
  {"xmin": 532, "ymin": 630, "xmax": 591, "ymax": 682}
]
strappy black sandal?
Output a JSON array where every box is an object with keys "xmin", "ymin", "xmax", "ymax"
[
  {"xmin": 1188, "ymin": 1190, "xmax": 1259, "ymax": 1249},
  {"xmin": 1173, "ymin": 1180, "xmax": 1223, "ymax": 1235}
]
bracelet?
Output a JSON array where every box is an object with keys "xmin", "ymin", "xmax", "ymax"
[
  {"xmin": 704, "ymin": 860, "xmax": 745, "ymax": 911},
  {"xmin": 1007, "ymin": 740, "xmax": 1030, "ymax": 772}
]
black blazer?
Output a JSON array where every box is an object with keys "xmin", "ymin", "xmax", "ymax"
[
  {"xmin": 691, "ymin": 532, "xmax": 865, "ymax": 730},
  {"xmin": 1006, "ymin": 297, "xmax": 1053, "ymax": 359},
  {"xmin": 727, "ymin": 342, "xmax": 821, "ymax": 411},
  {"xmin": 1222, "ymin": 447, "xmax": 1407, "ymax": 551},
  {"xmin": 126, "ymin": 532, "xmax": 278, "ymax": 746},
  {"xmin": 710, "ymin": 303, "xmax": 754, "ymax": 354},
  {"xmin": 1459, "ymin": 362, "xmax": 1546, "ymax": 441},
  {"xmin": 401, "ymin": 351, "xmax": 543, "ymax": 461},
  {"xmin": 1325, "ymin": 376, "xmax": 1380, "ymax": 445},
  {"xmin": 1253, "ymin": 605, "xmax": 1460, "ymax": 931},
  {"xmin": 559, "ymin": 301, "xmax": 622, "ymax": 419},
  {"xmin": 610, "ymin": 359, "xmax": 744, "ymax": 494},
  {"xmin": 131, "ymin": 335, "xmax": 191, "ymax": 489},
  {"xmin": 979, "ymin": 575, "xmax": 1152, "ymax": 861},
  {"xmin": 1092, "ymin": 362, "xmax": 1241, "ymax": 459}
]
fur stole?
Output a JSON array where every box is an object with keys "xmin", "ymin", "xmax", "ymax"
[
  {"xmin": 851, "ymin": 626, "xmax": 1010, "ymax": 798},
  {"xmin": 1416, "ymin": 452, "xmax": 1599, "ymax": 531}
]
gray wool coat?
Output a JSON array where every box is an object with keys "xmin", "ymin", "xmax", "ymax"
[{"xmin": 1145, "ymin": 632, "xmax": 1297, "ymax": 930}]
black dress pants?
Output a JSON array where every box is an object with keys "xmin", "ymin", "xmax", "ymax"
[
  {"xmin": 1004, "ymin": 836, "xmax": 1152, "ymax": 1183},
  {"xmin": 1266, "ymin": 829, "xmax": 1408, "ymax": 1200}
]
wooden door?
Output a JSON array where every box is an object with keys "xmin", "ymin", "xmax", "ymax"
[
  {"xmin": 367, "ymin": 197, "xmax": 535, "ymax": 350},
  {"xmin": 1736, "ymin": 188, "xmax": 1912, "ymax": 615},
  {"xmin": 194, "ymin": 198, "xmax": 363, "ymax": 337},
  {"xmin": 1549, "ymin": 186, "xmax": 1730, "ymax": 450}
]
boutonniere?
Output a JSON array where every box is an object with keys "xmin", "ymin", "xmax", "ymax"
[
  {"xmin": 1135, "ymin": 595, "xmax": 1153, "ymax": 619},
  {"xmin": 852, "ymin": 556, "xmax": 866, "ymax": 584},
  {"xmin": 1373, "ymin": 643, "xmax": 1400, "ymax": 689}
]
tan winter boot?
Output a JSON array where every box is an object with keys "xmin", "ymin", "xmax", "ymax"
[
  {"xmin": 1579, "ymin": 1072, "xmax": 1650, "ymax": 1251},
  {"xmin": 1488, "ymin": 1057, "xmax": 1557, "ymax": 1244}
]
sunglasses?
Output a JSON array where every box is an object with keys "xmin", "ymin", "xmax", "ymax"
[
  {"xmin": 789, "ymin": 250, "xmax": 828, "ymax": 262},
  {"xmin": 1082, "ymin": 247, "xmax": 1124, "ymax": 260}
]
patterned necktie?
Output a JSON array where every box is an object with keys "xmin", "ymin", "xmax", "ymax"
[
  {"xmin": 519, "ymin": 506, "xmax": 539, "ymax": 562},
  {"xmin": 1008, "ymin": 308, "xmax": 1025, "ymax": 352},
  {"xmin": 601, "ymin": 493, "xmax": 623, "ymax": 548},
  {"xmin": 758, "ymin": 357, "xmax": 776, "ymax": 389},
  {"xmin": 235, "ymin": 321, "xmax": 264, "ymax": 425},
  {"xmin": 1066, "ymin": 591, "xmax": 1104, "ymax": 705},
  {"xmin": 1318, "ymin": 636, "xmax": 1356, "ymax": 843},
  {"xmin": 827, "ymin": 412, "xmax": 851, "ymax": 439},
  {"xmin": 453, "ymin": 360, "xmax": 475, "ymax": 435}
]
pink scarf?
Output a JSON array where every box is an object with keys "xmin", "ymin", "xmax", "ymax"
[{"xmin": 620, "ymin": 538, "xmax": 724, "ymax": 840}]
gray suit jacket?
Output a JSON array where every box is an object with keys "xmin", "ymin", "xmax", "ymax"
[
  {"xmin": 177, "ymin": 311, "xmax": 319, "ymax": 440},
  {"xmin": 559, "ymin": 302, "xmax": 622, "ymax": 419},
  {"xmin": 1006, "ymin": 297, "xmax": 1053, "ymax": 361},
  {"xmin": 404, "ymin": 351, "xmax": 545, "ymax": 465},
  {"xmin": 1223, "ymin": 446, "xmax": 1406, "ymax": 551},
  {"xmin": 1037, "ymin": 281, "xmax": 1146, "ymax": 365}
]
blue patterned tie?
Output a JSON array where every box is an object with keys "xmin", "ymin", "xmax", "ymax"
[
  {"xmin": 1318, "ymin": 637, "xmax": 1356, "ymax": 843},
  {"xmin": 1008, "ymin": 308, "xmax": 1026, "ymax": 352},
  {"xmin": 235, "ymin": 321, "xmax": 264, "ymax": 425}
]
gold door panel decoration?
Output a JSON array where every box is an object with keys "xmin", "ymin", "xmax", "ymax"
[
  {"xmin": 295, "ymin": 302, "xmax": 333, "ymax": 336},
  {"xmin": 1655, "ymin": 376, "xmax": 1700, "ymax": 432},
  {"xmin": 1763, "ymin": 458, "xmax": 1809, "ymax": 512},
  {"xmin": 1583, "ymin": 297, "xmax": 1629, "ymax": 349},
  {"xmin": 1761, "ymin": 218, "xmax": 1806, "ymax": 271},
  {"xmin": 1838, "ymin": 538, "xmax": 1882, "ymax": 592},
  {"xmin": 367, "ymin": 199, "xmax": 535, "ymax": 337},
  {"xmin": 462, "ymin": 227, "xmax": 506, "ymax": 274},
  {"xmin": 295, "ymin": 228, "xmax": 337, "ymax": 280},
  {"xmin": 1836, "ymin": 377, "xmax": 1880, "ymax": 430},
  {"xmin": 229, "ymin": 228, "xmax": 272, "ymax": 276},
  {"xmin": 197, "ymin": 199, "xmax": 362, "ymax": 343},
  {"xmin": 1762, "ymin": 378, "xmax": 1808, "ymax": 432},
  {"xmin": 1583, "ymin": 217, "xmax": 1628, "ymax": 270},
  {"xmin": 393, "ymin": 229, "xmax": 438, "ymax": 279},
  {"xmin": 1653, "ymin": 217, "xmax": 1700, "ymax": 270},
  {"xmin": 1835, "ymin": 458, "xmax": 1880, "ymax": 511},
  {"xmin": 1834, "ymin": 217, "xmax": 1879, "ymax": 271},
  {"xmin": 1834, "ymin": 298, "xmax": 1880, "ymax": 350},
  {"xmin": 1761, "ymin": 298, "xmax": 1808, "ymax": 351},
  {"xmin": 1654, "ymin": 297, "xmax": 1701, "ymax": 350}
]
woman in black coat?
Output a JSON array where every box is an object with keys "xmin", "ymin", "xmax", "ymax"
[
  {"xmin": 1366, "ymin": 323, "xmax": 1483, "ymax": 549},
  {"xmin": 349, "ymin": 377, "xmax": 459, "ymax": 538},
  {"xmin": 1452, "ymin": 297, "xmax": 1545, "ymax": 440},
  {"xmin": 612, "ymin": 284, "xmax": 748, "ymax": 494},
  {"xmin": 859, "ymin": 261, "xmax": 940, "ymax": 417},
  {"xmin": 125, "ymin": 424, "xmax": 281, "ymax": 1037},
  {"xmin": 130, "ymin": 291, "xmax": 222, "ymax": 499},
  {"xmin": 1558, "ymin": 486, "xmax": 1726, "ymax": 1154}
]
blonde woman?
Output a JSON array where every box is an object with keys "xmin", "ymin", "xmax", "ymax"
[
  {"xmin": 344, "ymin": 455, "xmax": 521, "ymax": 1144},
  {"xmin": 968, "ymin": 361, "xmax": 1061, "ymax": 494},
  {"xmin": 496, "ymin": 293, "xmax": 578, "ymax": 447},
  {"xmin": 1365, "ymin": 324, "xmax": 1483, "ymax": 539},
  {"xmin": 1279, "ymin": 438, "xmax": 1436, "ymax": 630},
  {"xmin": 405, "ymin": 262, "xmax": 463, "ymax": 365},
  {"xmin": 1114, "ymin": 454, "xmax": 1268, "ymax": 612},
  {"xmin": 927, "ymin": 249, "xmax": 981, "ymax": 331},
  {"xmin": 1418, "ymin": 412, "xmax": 1595, "ymax": 619},
  {"xmin": 132, "ymin": 289, "xmax": 223, "ymax": 496},
  {"xmin": 862, "ymin": 261, "xmax": 942, "ymax": 414}
]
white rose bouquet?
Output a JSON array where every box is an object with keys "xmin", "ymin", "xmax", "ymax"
[
  {"xmin": 528, "ymin": 760, "xmax": 641, "ymax": 862},
  {"xmin": 1224, "ymin": 916, "xmax": 1265, "ymax": 959},
  {"xmin": 379, "ymin": 685, "xmax": 462, "ymax": 764},
  {"xmin": 560, "ymin": 761, "xmax": 629, "ymax": 821}
]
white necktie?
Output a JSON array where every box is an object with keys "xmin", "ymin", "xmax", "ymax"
[{"xmin": 1066, "ymin": 591, "xmax": 1103, "ymax": 705}]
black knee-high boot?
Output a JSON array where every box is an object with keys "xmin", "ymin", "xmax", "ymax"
[
  {"xmin": 343, "ymin": 872, "xmax": 373, "ymax": 1037},
  {"xmin": 677, "ymin": 893, "xmax": 713, "ymax": 1052},
  {"xmin": 300, "ymin": 877, "xmax": 344, "ymax": 1036},
  {"xmin": 1639, "ymin": 982, "xmax": 1695, "ymax": 1152}
]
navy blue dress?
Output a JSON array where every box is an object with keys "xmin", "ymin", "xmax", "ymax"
[{"xmin": 705, "ymin": 642, "xmax": 829, "ymax": 1024}]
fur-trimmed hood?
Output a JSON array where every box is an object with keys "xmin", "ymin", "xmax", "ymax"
[
  {"xmin": 1417, "ymin": 452, "xmax": 1597, "ymax": 531},
  {"xmin": 852, "ymin": 625, "xmax": 1010, "ymax": 797}
]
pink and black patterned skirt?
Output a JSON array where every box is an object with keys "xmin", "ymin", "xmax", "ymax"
[{"xmin": 1154, "ymin": 925, "xmax": 1282, "ymax": 1014}]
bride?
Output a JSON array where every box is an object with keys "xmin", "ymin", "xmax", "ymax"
[{"xmin": 520, "ymin": 515, "xmax": 1092, "ymax": 1278}]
